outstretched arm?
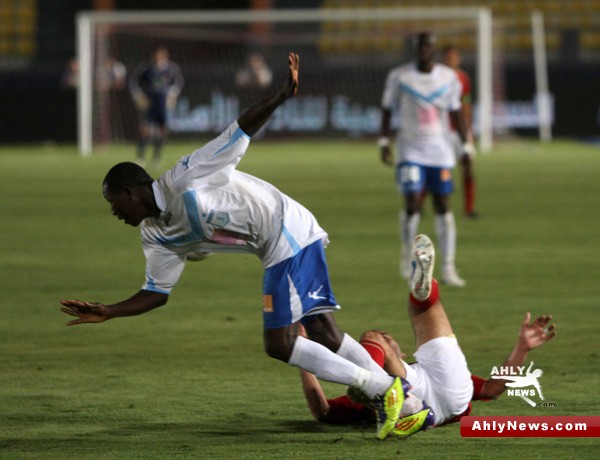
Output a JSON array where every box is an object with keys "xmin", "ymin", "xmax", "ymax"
[
  {"xmin": 60, "ymin": 289, "xmax": 168, "ymax": 326},
  {"xmin": 237, "ymin": 52, "xmax": 299, "ymax": 137},
  {"xmin": 479, "ymin": 313, "xmax": 556, "ymax": 399}
]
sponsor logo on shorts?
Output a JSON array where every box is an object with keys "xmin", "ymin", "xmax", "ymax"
[
  {"xmin": 262, "ymin": 295, "xmax": 273, "ymax": 313},
  {"xmin": 308, "ymin": 285, "xmax": 327, "ymax": 300},
  {"xmin": 440, "ymin": 168, "xmax": 452, "ymax": 181}
]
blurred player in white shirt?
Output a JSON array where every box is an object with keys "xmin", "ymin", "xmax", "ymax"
[
  {"xmin": 379, "ymin": 32, "xmax": 473, "ymax": 286},
  {"xmin": 61, "ymin": 53, "xmax": 409, "ymax": 440}
]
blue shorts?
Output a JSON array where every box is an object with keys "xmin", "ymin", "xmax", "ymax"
[
  {"xmin": 396, "ymin": 161, "xmax": 454, "ymax": 196},
  {"xmin": 262, "ymin": 240, "xmax": 340, "ymax": 329}
]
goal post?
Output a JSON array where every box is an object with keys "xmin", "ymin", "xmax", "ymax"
[{"xmin": 76, "ymin": 7, "xmax": 494, "ymax": 156}]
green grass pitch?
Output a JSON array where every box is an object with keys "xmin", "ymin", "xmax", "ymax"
[{"xmin": 0, "ymin": 138, "xmax": 598, "ymax": 459}]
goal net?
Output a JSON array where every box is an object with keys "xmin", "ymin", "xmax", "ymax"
[{"xmin": 76, "ymin": 7, "xmax": 494, "ymax": 155}]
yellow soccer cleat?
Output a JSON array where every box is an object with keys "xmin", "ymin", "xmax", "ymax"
[
  {"xmin": 392, "ymin": 403, "xmax": 436, "ymax": 439},
  {"xmin": 372, "ymin": 376, "xmax": 409, "ymax": 440}
]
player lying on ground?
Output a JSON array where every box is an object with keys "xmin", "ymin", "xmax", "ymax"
[
  {"xmin": 299, "ymin": 234, "xmax": 556, "ymax": 436},
  {"xmin": 61, "ymin": 53, "xmax": 411, "ymax": 440}
]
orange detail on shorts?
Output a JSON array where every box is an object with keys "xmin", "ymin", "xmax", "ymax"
[
  {"xmin": 441, "ymin": 169, "xmax": 452, "ymax": 181},
  {"xmin": 262, "ymin": 295, "xmax": 273, "ymax": 312}
]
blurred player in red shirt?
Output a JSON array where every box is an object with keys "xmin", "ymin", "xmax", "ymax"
[{"xmin": 443, "ymin": 45, "xmax": 478, "ymax": 218}]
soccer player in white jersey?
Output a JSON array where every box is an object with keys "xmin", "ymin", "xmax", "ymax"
[
  {"xmin": 61, "ymin": 53, "xmax": 409, "ymax": 440},
  {"xmin": 379, "ymin": 32, "xmax": 473, "ymax": 286}
]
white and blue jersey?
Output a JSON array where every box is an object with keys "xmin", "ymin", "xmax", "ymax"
[
  {"xmin": 140, "ymin": 121, "xmax": 336, "ymax": 327},
  {"xmin": 381, "ymin": 63, "xmax": 462, "ymax": 168}
]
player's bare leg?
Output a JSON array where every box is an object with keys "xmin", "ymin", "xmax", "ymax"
[
  {"xmin": 387, "ymin": 234, "xmax": 443, "ymax": 438},
  {"xmin": 407, "ymin": 234, "xmax": 453, "ymax": 349},
  {"xmin": 153, "ymin": 125, "xmax": 168, "ymax": 169},
  {"xmin": 136, "ymin": 121, "xmax": 152, "ymax": 166},
  {"xmin": 461, "ymin": 154, "xmax": 477, "ymax": 218}
]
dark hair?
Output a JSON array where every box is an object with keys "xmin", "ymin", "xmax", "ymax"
[
  {"xmin": 413, "ymin": 31, "xmax": 436, "ymax": 48},
  {"xmin": 103, "ymin": 162, "xmax": 154, "ymax": 193},
  {"xmin": 442, "ymin": 44, "xmax": 458, "ymax": 55}
]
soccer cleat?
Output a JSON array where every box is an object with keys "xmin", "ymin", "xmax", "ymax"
[
  {"xmin": 392, "ymin": 401, "xmax": 436, "ymax": 439},
  {"xmin": 441, "ymin": 266, "xmax": 466, "ymax": 287},
  {"xmin": 372, "ymin": 376, "xmax": 411, "ymax": 440},
  {"xmin": 410, "ymin": 234, "xmax": 435, "ymax": 301}
]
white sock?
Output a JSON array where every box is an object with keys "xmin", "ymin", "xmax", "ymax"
[
  {"xmin": 435, "ymin": 211, "xmax": 456, "ymax": 269},
  {"xmin": 336, "ymin": 333, "xmax": 387, "ymax": 376},
  {"xmin": 400, "ymin": 211, "xmax": 421, "ymax": 274},
  {"xmin": 289, "ymin": 336, "xmax": 393, "ymax": 398}
]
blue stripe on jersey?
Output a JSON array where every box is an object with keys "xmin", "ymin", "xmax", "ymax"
[
  {"xmin": 282, "ymin": 224, "xmax": 302, "ymax": 256},
  {"xmin": 212, "ymin": 127, "xmax": 250, "ymax": 157},
  {"xmin": 156, "ymin": 190, "xmax": 205, "ymax": 246},
  {"xmin": 399, "ymin": 82, "xmax": 450, "ymax": 104}
]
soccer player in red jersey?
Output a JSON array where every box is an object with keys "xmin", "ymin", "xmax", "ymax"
[
  {"xmin": 299, "ymin": 235, "xmax": 556, "ymax": 434},
  {"xmin": 443, "ymin": 45, "xmax": 478, "ymax": 218}
]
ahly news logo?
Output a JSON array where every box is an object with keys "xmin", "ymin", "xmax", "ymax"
[{"xmin": 490, "ymin": 362, "xmax": 553, "ymax": 407}]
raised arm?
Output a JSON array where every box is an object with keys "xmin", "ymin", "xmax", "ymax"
[
  {"xmin": 237, "ymin": 52, "xmax": 299, "ymax": 137},
  {"xmin": 60, "ymin": 289, "xmax": 168, "ymax": 326},
  {"xmin": 478, "ymin": 313, "xmax": 556, "ymax": 399}
]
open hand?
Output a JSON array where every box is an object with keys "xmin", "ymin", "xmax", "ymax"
[
  {"xmin": 519, "ymin": 313, "xmax": 556, "ymax": 350},
  {"xmin": 60, "ymin": 299, "xmax": 110, "ymax": 326}
]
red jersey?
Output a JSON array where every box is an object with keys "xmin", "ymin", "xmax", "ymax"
[{"xmin": 449, "ymin": 68, "xmax": 472, "ymax": 132}]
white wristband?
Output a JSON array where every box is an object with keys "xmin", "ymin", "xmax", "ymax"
[
  {"xmin": 462, "ymin": 142, "xmax": 475, "ymax": 156},
  {"xmin": 378, "ymin": 137, "xmax": 390, "ymax": 148}
]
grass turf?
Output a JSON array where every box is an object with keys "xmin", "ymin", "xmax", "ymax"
[{"xmin": 0, "ymin": 138, "xmax": 598, "ymax": 459}]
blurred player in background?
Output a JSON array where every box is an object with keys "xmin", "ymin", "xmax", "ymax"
[
  {"xmin": 299, "ymin": 234, "xmax": 556, "ymax": 434},
  {"xmin": 443, "ymin": 45, "xmax": 478, "ymax": 218},
  {"xmin": 129, "ymin": 46, "xmax": 184, "ymax": 169},
  {"xmin": 379, "ymin": 32, "xmax": 473, "ymax": 287},
  {"xmin": 61, "ymin": 53, "xmax": 411, "ymax": 441},
  {"xmin": 98, "ymin": 55, "xmax": 127, "ymax": 91},
  {"xmin": 235, "ymin": 52, "xmax": 273, "ymax": 90}
]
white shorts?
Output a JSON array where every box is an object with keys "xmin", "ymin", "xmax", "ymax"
[{"xmin": 403, "ymin": 336, "xmax": 473, "ymax": 425}]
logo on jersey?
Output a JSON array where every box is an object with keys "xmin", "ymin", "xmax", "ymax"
[{"xmin": 207, "ymin": 210, "xmax": 230, "ymax": 228}]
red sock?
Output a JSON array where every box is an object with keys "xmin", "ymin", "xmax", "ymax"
[
  {"xmin": 464, "ymin": 176, "xmax": 475, "ymax": 215},
  {"xmin": 409, "ymin": 279, "xmax": 439, "ymax": 309},
  {"xmin": 359, "ymin": 340, "xmax": 386, "ymax": 367}
]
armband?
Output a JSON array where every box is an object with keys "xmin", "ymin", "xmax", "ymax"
[{"xmin": 378, "ymin": 137, "xmax": 390, "ymax": 148}]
